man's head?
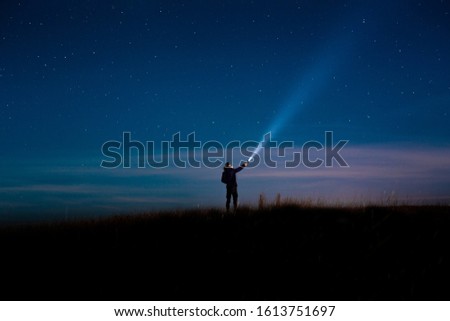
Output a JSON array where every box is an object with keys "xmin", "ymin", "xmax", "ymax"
[{"xmin": 224, "ymin": 162, "xmax": 233, "ymax": 168}]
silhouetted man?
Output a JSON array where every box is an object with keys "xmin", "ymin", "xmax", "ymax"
[{"xmin": 221, "ymin": 161, "xmax": 248, "ymax": 211}]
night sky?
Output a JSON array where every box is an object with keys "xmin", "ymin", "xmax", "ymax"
[{"xmin": 1, "ymin": 1, "xmax": 450, "ymax": 221}]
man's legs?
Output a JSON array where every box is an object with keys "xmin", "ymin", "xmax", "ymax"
[
  {"xmin": 232, "ymin": 187, "xmax": 238, "ymax": 211},
  {"xmin": 226, "ymin": 186, "xmax": 232, "ymax": 211}
]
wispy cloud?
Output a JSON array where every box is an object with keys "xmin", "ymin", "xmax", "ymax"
[
  {"xmin": 1, "ymin": 144, "xmax": 449, "ymax": 220},
  {"xmin": 0, "ymin": 184, "xmax": 102, "ymax": 194}
]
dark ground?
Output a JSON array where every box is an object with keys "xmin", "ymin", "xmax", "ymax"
[{"xmin": 1, "ymin": 205, "xmax": 450, "ymax": 300}]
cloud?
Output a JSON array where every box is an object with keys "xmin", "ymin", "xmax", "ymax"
[
  {"xmin": 1, "ymin": 144, "xmax": 449, "ymax": 220},
  {"xmin": 0, "ymin": 184, "xmax": 102, "ymax": 194},
  {"xmin": 244, "ymin": 144, "xmax": 450, "ymax": 179},
  {"xmin": 225, "ymin": 144, "xmax": 450, "ymax": 204}
]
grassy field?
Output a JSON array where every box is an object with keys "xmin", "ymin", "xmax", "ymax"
[{"xmin": 1, "ymin": 202, "xmax": 450, "ymax": 300}]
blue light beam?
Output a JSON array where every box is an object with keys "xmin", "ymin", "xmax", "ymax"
[{"xmin": 248, "ymin": 36, "xmax": 351, "ymax": 162}]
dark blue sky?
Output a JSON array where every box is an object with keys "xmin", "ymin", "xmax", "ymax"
[{"xmin": 1, "ymin": 1, "xmax": 450, "ymax": 220}]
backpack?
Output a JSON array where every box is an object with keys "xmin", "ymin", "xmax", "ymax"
[
  {"xmin": 221, "ymin": 170, "xmax": 230, "ymax": 184},
  {"xmin": 221, "ymin": 171, "xmax": 227, "ymax": 184}
]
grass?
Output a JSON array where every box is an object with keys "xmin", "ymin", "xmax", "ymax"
[{"xmin": 1, "ymin": 198, "xmax": 449, "ymax": 300}]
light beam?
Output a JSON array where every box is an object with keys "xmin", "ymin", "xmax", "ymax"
[{"xmin": 248, "ymin": 35, "xmax": 350, "ymax": 162}]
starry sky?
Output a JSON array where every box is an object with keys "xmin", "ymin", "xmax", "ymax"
[{"xmin": 1, "ymin": 1, "xmax": 450, "ymax": 222}]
